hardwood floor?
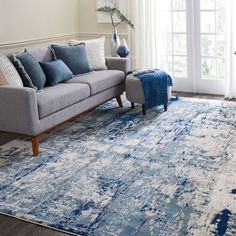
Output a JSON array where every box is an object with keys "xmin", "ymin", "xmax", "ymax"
[
  {"xmin": 0, "ymin": 214, "xmax": 69, "ymax": 236},
  {"xmin": 0, "ymin": 92, "xmax": 235, "ymax": 236},
  {"xmin": 0, "ymin": 133, "xmax": 19, "ymax": 146},
  {"xmin": 172, "ymin": 91, "xmax": 236, "ymax": 101}
]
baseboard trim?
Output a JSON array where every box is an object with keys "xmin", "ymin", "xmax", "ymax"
[
  {"xmin": 0, "ymin": 32, "xmax": 129, "ymax": 52},
  {"xmin": 0, "ymin": 33, "xmax": 80, "ymax": 51},
  {"xmin": 78, "ymin": 32, "xmax": 128, "ymax": 39}
]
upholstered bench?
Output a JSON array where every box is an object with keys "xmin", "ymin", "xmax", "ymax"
[{"xmin": 126, "ymin": 73, "xmax": 172, "ymax": 115}]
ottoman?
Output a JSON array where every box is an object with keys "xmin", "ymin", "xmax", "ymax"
[{"xmin": 126, "ymin": 73, "xmax": 172, "ymax": 115}]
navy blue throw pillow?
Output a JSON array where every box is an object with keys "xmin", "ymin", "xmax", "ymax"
[
  {"xmin": 50, "ymin": 43, "xmax": 91, "ymax": 75},
  {"xmin": 40, "ymin": 60, "xmax": 73, "ymax": 86},
  {"xmin": 13, "ymin": 50, "xmax": 46, "ymax": 90}
]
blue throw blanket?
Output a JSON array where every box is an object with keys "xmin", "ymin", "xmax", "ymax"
[{"xmin": 127, "ymin": 69, "xmax": 173, "ymax": 109}]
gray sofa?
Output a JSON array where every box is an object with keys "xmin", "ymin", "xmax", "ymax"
[{"xmin": 0, "ymin": 47, "xmax": 129, "ymax": 156}]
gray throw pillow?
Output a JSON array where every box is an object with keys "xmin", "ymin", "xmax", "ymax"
[
  {"xmin": 50, "ymin": 43, "xmax": 91, "ymax": 75},
  {"xmin": 13, "ymin": 49, "xmax": 46, "ymax": 90}
]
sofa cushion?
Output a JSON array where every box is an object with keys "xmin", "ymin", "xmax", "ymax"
[
  {"xmin": 65, "ymin": 70, "xmax": 125, "ymax": 95},
  {"xmin": 0, "ymin": 54, "xmax": 23, "ymax": 87},
  {"xmin": 50, "ymin": 43, "xmax": 91, "ymax": 75},
  {"xmin": 37, "ymin": 83, "xmax": 90, "ymax": 119},
  {"xmin": 40, "ymin": 60, "xmax": 73, "ymax": 86},
  {"xmin": 70, "ymin": 37, "xmax": 107, "ymax": 71},
  {"xmin": 13, "ymin": 50, "xmax": 46, "ymax": 90}
]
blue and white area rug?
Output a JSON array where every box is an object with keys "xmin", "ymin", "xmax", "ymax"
[{"xmin": 0, "ymin": 98, "xmax": 236, "ymax": 236}]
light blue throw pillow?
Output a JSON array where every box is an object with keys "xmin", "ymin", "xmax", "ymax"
[{"xmin": 40, "ymin": 60, "xmax": 73, "ymax": 86}]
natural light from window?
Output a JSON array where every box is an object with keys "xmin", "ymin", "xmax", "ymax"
[{"xmin": 159, "ymin": 0, "xmax": 226, "ymax": 82}]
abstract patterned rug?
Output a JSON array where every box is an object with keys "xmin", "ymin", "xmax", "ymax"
[{"xmin": 0, "ymin": 98, "xmax": 236, "ymax": 236}]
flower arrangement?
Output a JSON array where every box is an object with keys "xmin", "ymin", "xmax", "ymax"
[{"xmin": 96, "ymin": 6, "xmax": 134, "ymax": 29}]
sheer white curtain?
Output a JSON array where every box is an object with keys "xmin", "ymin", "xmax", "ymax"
[
  {"xmin": 129, "ymin": 0, "xmax": 236, "ymax": 98},
  {"xmin": 128, "ymin": 0, "xmax": 170, "ymax": 69},
  {"xmin": 225, "ymin": 0, "xmax": 236, "ymax": 99}
]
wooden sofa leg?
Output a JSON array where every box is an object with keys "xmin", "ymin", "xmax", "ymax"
[
  {"xmin": 32, "ymin": 136, "xmax": 39, "ymax": 157},
  {"xmin": 164, "ymin": 104, "xmax": 168, "ymax": 112},
  {"xmin": 116, "ymin": 96, "xmax": 123, "ymax": 107},
  {"xmin": 142, "ymin": 104, "xmax": 146, "ymax": 116}
]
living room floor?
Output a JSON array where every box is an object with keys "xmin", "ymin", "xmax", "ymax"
[{"xmin": 0, "ymin": 92, "xmax": 235, "ymax": 236}]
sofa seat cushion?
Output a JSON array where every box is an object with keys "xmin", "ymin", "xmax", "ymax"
[
  {"xmin": 65, "ymin": 70, "xmax": 125, "ymax": 95},
  {"xmin": 37, "ymin": 83, "xmax": 90, "ymax": 119}
]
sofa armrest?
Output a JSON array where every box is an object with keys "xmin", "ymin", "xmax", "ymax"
[
  {"xmin": 0, "ymin": 86, "xmax": 40, "ymax": 136},
  {"xmin": 106, "ymin": 57, "xmax": 130, "ymax": 75}
]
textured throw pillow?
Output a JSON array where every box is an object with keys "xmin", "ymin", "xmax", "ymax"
[
  {"xmin": 13, "ymin": 49, "xmax": 46, "ymax": 90},
  {"xmin": 40, "ymin": 59, "xmax": 73, "ymax": 86},
  {"xmin": 69, "ymin": 37, "xmax": 107, "ymax": 71},
  {"xmin": 0, "ymin": 54, "xmax": 23, "ymax": 87},
  {"xmin": 50, "ymin": 43, "xmax": 91, "ymax": 75}
]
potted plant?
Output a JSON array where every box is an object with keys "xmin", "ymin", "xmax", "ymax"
[{"xmin": 97, "ymin": 6, "xmax": 134, "ymax": 57}]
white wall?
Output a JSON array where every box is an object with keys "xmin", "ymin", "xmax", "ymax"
[
  {"xmin": 0, "ymin": 0, "xmax": 80, "ymax": 52},
  {"xmin": 0, "ymin": 0, "xmax": 130, "ymax": 55},
  {"xmin": 78, "ymin": 0, "xmax": 128, "ymax": 36},
  {"xmin": 78, "ymin": 0, "xmax": 129, "ymax": 55}
]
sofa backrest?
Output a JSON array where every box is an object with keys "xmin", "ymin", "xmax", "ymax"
[
  {"xmin": 27, "ymin": 47, "xmax": 53, "ymax": 62},
  {"xmin": 7, "ymin": 47, "xmax": 53, "ymax": 63}
]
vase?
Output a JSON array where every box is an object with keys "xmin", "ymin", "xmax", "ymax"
[
  {"xmin": 110, "ymin": 26, "xmax": 121, "ymax": 57},
  {"xmin": 117, "ymin": 38, "xmax": 130, "ymax": 58}
]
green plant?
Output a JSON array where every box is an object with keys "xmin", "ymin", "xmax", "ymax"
[{"xmin": 97, "ymin": 6, "xmax": 134, "ymax": 29}]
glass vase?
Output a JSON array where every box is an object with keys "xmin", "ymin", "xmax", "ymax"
[{"xmin": 110, "ymin": 26, "xmax": 121, "ymax": 57}]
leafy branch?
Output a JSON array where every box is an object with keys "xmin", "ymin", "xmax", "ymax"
[{"xmin": 97, "ymin": 6, "xmax": 134, "ymax": 29}]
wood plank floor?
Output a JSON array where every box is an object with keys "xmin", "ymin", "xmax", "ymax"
[
  {"xmin": 0, "ymin": 214, "xmax": 69, "ymax": 236},
  {"xmin": 0, "ymin": 92, "xmax": 235, "ymax": 236}
]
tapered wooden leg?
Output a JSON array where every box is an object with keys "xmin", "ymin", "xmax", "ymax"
[
  {"xmin": 142, "ymin": 104, "xmax": 146, "ymax": 115},
  {"xmin": 164, "ymin": 104, "xmax": 168, "ymax": 112},
  {"xmin": 131, "ymin": 102, "xmax": 135, "ymax": 109},
  {"xmin": 32, "ymin": 136, "xmax": 39, "ymax": 157},
  {"xmin": 116, "ymin": 96, "xmax": 123, "ymax": 107}
]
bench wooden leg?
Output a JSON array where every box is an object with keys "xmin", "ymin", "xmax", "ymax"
[
  {"xmin": 164, "ymin": 104, "xmax": 168, "ymax": 112},
  {"xmin": 142, "ymin": 104, "xmax": 146, "ymax": 116},
  {"xmin": 131, "ymin": 102, "xmax": 135, "ymax": 109},
  {"xmin": 32, "ymin": 136, "xmax": 39, "ymax": 157},
  {"xmin": 116, "ymin": 96, "xmax": 123, "ymax": 107}
]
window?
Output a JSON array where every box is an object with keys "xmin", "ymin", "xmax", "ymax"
[
  {"xmin": 158, "ymin": 0, "xmax": 226, "ymax": 94},
  {"xmin": 160, "ymin": 0, "xmax": 188, "ymax": 79},
  {"xmin": 200, "ymin": 0, "xmax": 226, "ymax": 80}
]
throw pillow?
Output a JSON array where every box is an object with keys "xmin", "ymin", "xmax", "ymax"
[
  {"xmin": 0, "ymin": 54, "xmax": 23, "ymax": 87},
  {"xmin": 69, "ymin": 37, "xmax": 107, "ymax": 71},
  {"xmin": 50, "ymin": 43, "xmax": 91, "ymax": 75},
  {"xmin": 13, "ymin": 49, "xmax": 46, "ymax": 90},
  {"xmin": 40, "ymin": 59, "xmax": 73, "ymax": 86}
]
